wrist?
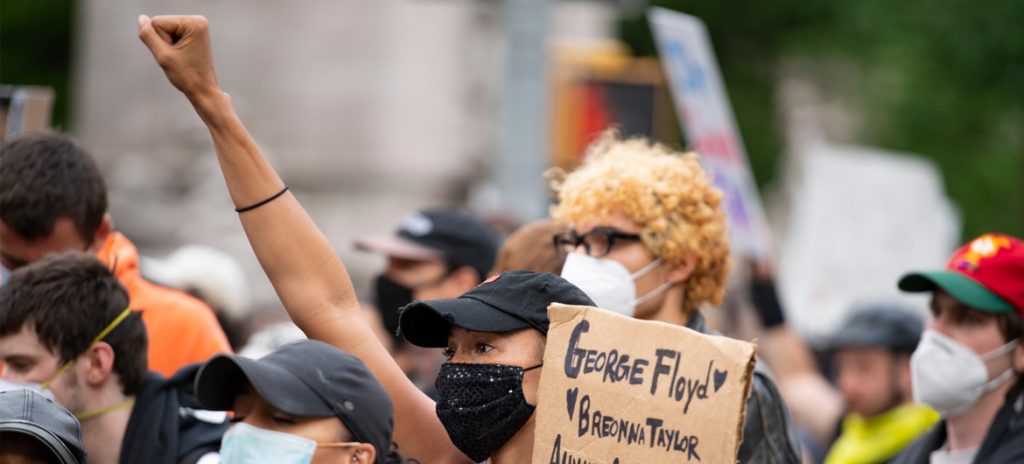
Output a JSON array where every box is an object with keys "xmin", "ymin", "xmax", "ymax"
[{"xmin": 188, "ymin": 88, "xmax": 232, "ymax": 126}]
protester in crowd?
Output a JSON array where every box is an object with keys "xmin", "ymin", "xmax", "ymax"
[
  {"xmin": 142, "ymin": 244, "xmax": 252, "ymax": 350},
  {"xmin": 890, "ymin": 233, "xmax": 1024, "ymax": 463},
  {"xmin": 490, "ymin": 217, "xmax": 568, "ymax": 275},
  {"xmin": 740, "ymin": 263, "xmax": 846, "ymax": 458},
  {"xmin": 0, "ymin": 388, "xmax": 87, "ymax": 464},
  {"xmin": 0, "ymin": 133, "xmax": 231, "ymax": 376},
  {"xmin": 399, "ymin": 270, "xmax": 593, "ymax": 462},
  {"xmin": 138, "ymin": 15, "xmax": 592, "ymax": 462},
  {"xmin": 0, "ymin": 252, "xmax": 228, "ymax": 464},
  {"xmin": 194, "ymin": 339, "xmax": 398, "ymax": 464},
  {"xmin": 825, "ymin": 306, "xmax": 939, "ymax": 464},
  {"xmin": 549, "ymin": 131, "xmax": 802, "ymax": 462},
  {"xmin": 356, "ymin": 207, "xmax": 499, "ymax": 392}
]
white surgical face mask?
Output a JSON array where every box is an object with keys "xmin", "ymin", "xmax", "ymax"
[
  {"xmin": 910, "ymin": 330, "xmax": 1019, "ymax": 417},
  {"xmin": 560, "ymin": 253, "xmax": 671, "ymax": 317},
  {"xmin": 0, "ymin": 379, "xmax": 56, "ymax": 400}
]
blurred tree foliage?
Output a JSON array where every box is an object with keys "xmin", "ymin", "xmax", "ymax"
[
  {"xmin": 0, "ymin": 0, "xmax": 75, "ymax": 129},
  {"xmin": 620, "ymin": 0, "xmax": 1024, "ymax": 239}
]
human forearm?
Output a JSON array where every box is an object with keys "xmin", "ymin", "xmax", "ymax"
[
  {"xmin": 138, "ymin": 16, "xmax": 471, "ymax": 461},
  {"xmin": 188, "ymin": 83, "xmax": 360, "ymax": 334}
]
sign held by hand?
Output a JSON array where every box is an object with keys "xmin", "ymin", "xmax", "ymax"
[{"xmin": 533, "ymin": 304, "xmax": 756, "ymax": 463}]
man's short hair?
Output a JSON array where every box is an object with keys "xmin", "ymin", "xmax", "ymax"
[
  {"xmin": 491, "ymin": 218, "xmax": 568, "ymax": 276},
  {"xmin": 0, "ymin": 253, "xmax": 147, "ymax": 395},
  {"xmin": 0, "ymin": 132, "xmax": 108, "ymax": 243}
]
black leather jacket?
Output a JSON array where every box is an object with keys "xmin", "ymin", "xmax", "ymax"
[{"xmin": 687, "ymin": 312, "xmax": 802, "ymax": 463}]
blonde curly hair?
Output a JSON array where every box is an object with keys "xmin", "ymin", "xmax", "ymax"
[{"xmin": 549, "ymin": 131, "xmax": 730, "ymax": 309}]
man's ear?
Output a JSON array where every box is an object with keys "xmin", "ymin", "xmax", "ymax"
[
  {"xmin": 896, "ymin": 354, "xmax": 914, "ymax": 397},
  {"xmin": 447, "ymin": 266, "xmax": 482, "ymax": 294},
  {"xmin": 352, "ymin": 444, "xmax": 376, "ymax": 464},
  {"xmin": 81, "ymin": 341, "xmax": 117, "ymax": 388},
  {"xmin": 1013, "ymin": 341, "xmax": 1024, "ymax": 373},
  {"xmin": 89, "ymin": 214, "xmax": 114, "ymax": 251},
  {"xmin": 665, "ymin": 254, "xmax": 697, "ymax": 285}
]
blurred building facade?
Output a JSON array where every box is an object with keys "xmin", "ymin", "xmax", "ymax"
[{"xmin": 73, "ymin": 0, "xmax": 616, "ymax": 310}]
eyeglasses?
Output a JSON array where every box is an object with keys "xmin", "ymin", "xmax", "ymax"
[{"xmin": 552, "ymin": 227, "xmax": 643, "ymax": 257}]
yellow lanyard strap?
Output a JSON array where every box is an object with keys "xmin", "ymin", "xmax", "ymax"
[
  {"xmin": 41, "ymin": 307, "xmax": 133, "ymax": 390},
  {"xmin": 75, "ymin": 399, "xmax": 136, "ymax": 421}
]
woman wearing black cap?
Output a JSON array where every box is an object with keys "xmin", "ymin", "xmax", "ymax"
[
  {"xmin": 194, "ymin": 340, "xmax": 400, "ymax": 464},
  {"xmin": 138, "ymin": 15, "xmax": 591, "ymax": 464}
]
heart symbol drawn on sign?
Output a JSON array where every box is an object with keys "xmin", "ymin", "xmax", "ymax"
[
  {"xmin": 713, "ymin": 369, "xmax": 728, "ymax": 393},
  {"xmin": 566, "ymin": 387, "xmax": 579, "ymax": 421}
]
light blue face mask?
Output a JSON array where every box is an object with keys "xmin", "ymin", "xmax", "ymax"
[
  {"xmin": 219, "ymin": 422, "xmax": 363, "ymax": 464},
  {"xmin": 220, "ymin": 422, "xmax": 317, "ymax": 464}
]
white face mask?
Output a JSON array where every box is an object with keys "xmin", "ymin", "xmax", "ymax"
[
  {"xmin": 910, "ymin": 330, "xmax": 1019, "ymax": 417},
  {"xmin": 560, "ymin": 253, "xmax": 672, "ymax": 317},
  {"xmin": 0, "ymin": 379, "xmax": 56, "ymax": 400},
  {"xmin": 220, "ymin": 422, "xmax": 317, "ymax": 464}
]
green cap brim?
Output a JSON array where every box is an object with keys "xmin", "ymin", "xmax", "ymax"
[{"xmin": 898, "ymin": 270, "xmax": 1014, "ymax": 313}]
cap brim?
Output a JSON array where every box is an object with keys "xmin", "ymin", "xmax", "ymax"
[
  {"xmin": 398, "ymin": 296, "xmax": 533, "ymax": 348},
  {"xmin": 354, "ymin": 236, "xmax": 442, "ymax": 261},
  {"xmin": 195, "ymin": 354, "xmax": 333, "ymax": 417},
  {"xmin": 898, "ymin": 270, "xmax": 1013, "ymax": 313},
  {"xmin": 0, "ymin": 424, "xmax": 77, "ymax": 464}
]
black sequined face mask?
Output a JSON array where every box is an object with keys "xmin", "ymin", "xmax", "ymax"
[{"xmin": 435, "ymin": 362, "xmax": 542, "ymax": 462}]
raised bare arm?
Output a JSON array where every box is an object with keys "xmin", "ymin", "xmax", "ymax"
[{"xmin": 136, "ymin": 15, "xmax": 469, "ymax": 463}]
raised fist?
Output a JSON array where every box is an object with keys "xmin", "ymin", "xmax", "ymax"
[{"xmin": 138, "ymin": 15, "xmax": 219, "ymax": 98}]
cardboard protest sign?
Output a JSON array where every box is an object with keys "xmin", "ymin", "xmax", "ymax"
[
  {"xmin": 0, "ymin": 86, "xmax": 54, "ymax": 142},
  {"xmin": 648, "ymin": 7, "xmax": 772, "ymax": 258},
  {"xmin": 532, "ymin": 304, "xmax": 756, "ymax": 464}
]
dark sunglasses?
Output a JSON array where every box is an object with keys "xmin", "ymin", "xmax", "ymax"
[{"xmin": 552, "ymin": 227, "xmax": 642, "ymax": 258}]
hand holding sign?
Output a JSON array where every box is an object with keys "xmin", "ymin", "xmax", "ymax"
[{"xmin": 137, "ymin": 15, "xmax": 220, "ymax": 101}]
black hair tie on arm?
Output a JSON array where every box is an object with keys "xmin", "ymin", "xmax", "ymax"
[{"xmin": 235, "ymin": 186, "xmax": 289, "ymax": 213}]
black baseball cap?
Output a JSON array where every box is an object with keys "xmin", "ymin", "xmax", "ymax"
[
  {"xmin": 829, "ymin": 304, "xmax": 924, "ymax": 353},
  {"xmin": 0, "ymin": 388, "xmax": 86, "ymax": 464},
  {"xmin": 195, "ymin": 340, "xmax": 393, "ymax": 464},
  {"xmin": 356, "ymin": 208, "xmax": 500, "ymax": 279},
  {"xmin": 398, "ymin": 270, "xmax": 595, "ymax": 348}
]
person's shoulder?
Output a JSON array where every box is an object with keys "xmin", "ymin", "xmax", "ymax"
[
  {"xmin": 737, "ymin": 359, "xmax": 801, "ymax": 463},
  {"xmin": 135, "ymin": 276, "xmax": 214, "ymax": 313},
  {"xmin": 749, "ymin": 356, "xmax": 783, "ymax": 404},
  {"xmin": 888, "ymin": 423, "xmax": 943, "ymax": 464},
  {"xmin": 131, "ymin": 276, "xmax": 226, "ymax": 340}
]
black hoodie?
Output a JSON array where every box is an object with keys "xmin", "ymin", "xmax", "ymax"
[
  {"xmin": 119, "ymin": 364, "xmax": 228, "ymax": 464},
  {"xmin": 890, "ymin": 378, "xmax": 1024, "ymax": 464}
]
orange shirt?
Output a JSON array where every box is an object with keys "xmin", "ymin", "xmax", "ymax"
[{"xmin": 97, "ymin": 233, "xmax": 231, "ymax": 377}]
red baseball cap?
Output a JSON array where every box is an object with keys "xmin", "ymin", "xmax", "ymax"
[{"xmin": 899, "ymin": 233, "xmax": 1024, "ymax": 315}]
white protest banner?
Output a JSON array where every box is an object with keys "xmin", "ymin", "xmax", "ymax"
[
  {"xmin": 533, "ymin": 303, "xmax": 756, "ymax": 464},
  {"xmin": 648, "ymin": 7, "xmax": 772, "ymax": 258}
]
